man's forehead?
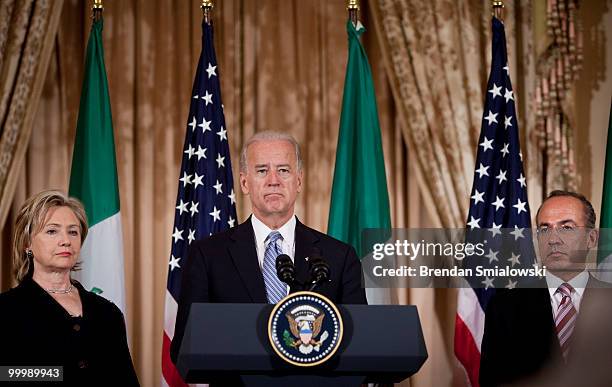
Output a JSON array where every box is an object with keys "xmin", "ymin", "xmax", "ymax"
[
  {"xmin": 537, "ymin": 196, "xmax": 586, "ymax": 224},
  {"xmin": 247, "ymin": 140, "xmax": 296, "ymax": 162}
]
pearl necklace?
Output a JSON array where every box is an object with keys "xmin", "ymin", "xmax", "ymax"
[{"xmin": 45, "ymin": 284, "xmax": 74, "ymax": 294}]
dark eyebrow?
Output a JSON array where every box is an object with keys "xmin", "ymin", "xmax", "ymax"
[{"xmin": 537, "ymin": 219, "xmax": 577, "ymax": 227}]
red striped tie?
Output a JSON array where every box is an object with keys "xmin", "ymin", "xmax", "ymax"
[{"xmin": 555, "ymin": 283, "xmax": 577, "ymax": 359}]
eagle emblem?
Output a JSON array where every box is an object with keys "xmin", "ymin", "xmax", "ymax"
[
  {"xmin": 268, "ymin": 291, "xmax": 343, "ymax": 366},
  {"xmin": 283, "ymin": 305, "xmax": 329, "ymax": 354}
]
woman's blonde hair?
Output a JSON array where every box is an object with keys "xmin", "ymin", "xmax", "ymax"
[{"xmin": 12, "ymin": 190, "xmax": 88, "ymax": 283}]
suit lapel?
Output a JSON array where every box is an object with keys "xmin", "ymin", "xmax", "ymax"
[
  {"xmin": 294, "ymin": 219, "xmax": 319, "ymax": 289},
  {"xmin": 228, "ymin": 217, "xmax": 267, "ymax": 303}
]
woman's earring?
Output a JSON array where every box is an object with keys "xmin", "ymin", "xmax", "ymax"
[{"xmin": 26, "ymin": 249, "xmax": 33, "ymax": 259}]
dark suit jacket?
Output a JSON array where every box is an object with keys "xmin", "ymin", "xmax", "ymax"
[
  {"xmin": 479, "ymin": 276, "xmax": 612, "ymax": 387},
  {"xmin": 0, "ymin": 277, "xmax": 139, "ymax": 386},
  {"xmin": 170, "ymin": 217, "xmax": 367, "ymax": 364}
]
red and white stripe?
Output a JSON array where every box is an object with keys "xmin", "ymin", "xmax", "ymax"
[
  {"xmin": 161, "ymin": 290, "xmax": 188, "ymax": 387},
  {"xmin": 454, "ymin": 287, "xmax": 486, "ymax": 387}
]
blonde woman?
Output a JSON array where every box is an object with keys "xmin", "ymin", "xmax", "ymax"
[{"xmin": 0, "ymin": 190, "xmax": 139, "ymax": 385}]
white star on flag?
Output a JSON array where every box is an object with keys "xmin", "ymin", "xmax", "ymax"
[
  {"xmin": 508, "ymin": 252, "xmax": 521, "ymax": 266},
  {"xmin": 476, "ymin": 163, "xmax": 490, "ymax": 179},
  {"xmin": 513, "ymin": 198, "xmax": 527, "ymax": 214},
  {"xmin": 209, "ymin": 206, "xmax": 221, "ymax": 222},
  {"xmin": 217, "ymin": 126, "xmax": 227, "ymax": 142},
  {"xmin": 482, "ymin": 276, "xmax": 495, "ymax": 289},
  {"xmin": 471, "ymin": 189, "xmax": 485, "ymax": 205},
  {"xmin": 484, "ymin": 110, "xmax": 498, "ymax": 126},
  {"xmin": 192, "ymin": 173, "xmax": 204, "ymax": 189},
  {"xmin": 202, "ymin": 90, "xmax": 213, "ymax": 105},
  {"xmin": 495, "ymin": 170, "xmax": 507, "ymax": 184},
  {"xmin": 488, "ymin": 83, "xmax": 502, "ymax": 99},
  {"xmin": 216, "ymin": 153, "xmax": 225, "ymax": 168},
  {"xmin": 485, "ymin": 249, "xmax": 499, "ymax": 263},
  {"xmin": 195, "ymin": 145, "xmax": 207, "ymax": 160},
  {"xmin": 172, "ymin": 227, "xmax": 183, "ymax": 243},
  {"xmin": 169, "ymin": 255, "xmax": 181, "ymax": 271},
  {"xmin": 480, "ymin": 137, "xmax": 494, "ymax": 152},
  {"xmin": 468, "ymin": 216, "xmax": 481, "ymax": 229},
  {"xmin": 492, "ymin": 195, "xmax": 505, "ymax": 211},
  {"xmin": 176, "ymin": 199, "xmax": 189, "ymax": 215},
  {"xmin": 189, "ymin": 201, "xmax": 199, "ymax": 217},
  {"xmin": 213, "ymin": 180, "xmax": 223, "ymax": 194},
  {"xmin": 206, "ymin": 62, "xmax": 217, "ymax": 78},
  {"xmin": 199, "ymin": 118, "xmax": 212, "ymax": 133},
  {"xmin": 179, "ymin": 172, "xmax": 192, "ymax": 187},
  {"xmin": 184, "ymin": 144, "xmax": 195, "ymax": 159}
]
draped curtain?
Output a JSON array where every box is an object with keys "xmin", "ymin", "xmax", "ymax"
[{"xmin": 0, "ymin": 0, "xmax": 63, "ymax": 233}]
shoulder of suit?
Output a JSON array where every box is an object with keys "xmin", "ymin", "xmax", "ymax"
[{"xmin": 297, "ymin": 223, "xmax": 353, "ymax": 251}]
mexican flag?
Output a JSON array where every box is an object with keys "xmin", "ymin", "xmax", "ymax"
[
  {"xmin": 328, "ymin": 20, "xmax": 391, "ymax": 302},
  {"xmin": 598, "ymin": 101, "xmax": 612, "ymax": 282},
  {"xmin": 69, "ymin": 18, "xmax": 126, "ymax": 313}
]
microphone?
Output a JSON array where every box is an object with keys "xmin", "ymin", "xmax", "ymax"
[
  {"xmin": 308, "ymin": 250, "xmax": 330, "ymax": 291},
  {"xmin": 276, "ymin": 254, "xmax": 296, "ymax": 287}
]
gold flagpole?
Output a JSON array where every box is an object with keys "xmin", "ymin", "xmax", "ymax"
[
  {"xmin": 492, "ymin": 0, "xmax": 504, "ymax": 21},
  {"xmin": 92, "ymin": 0, "xmax": 103, "ymax": 21},
  {"xmin": 347, "ymin": 0, "xmax": 359, "ymax": 26},
  {"xmin": 202, "ymin": 0, "xmax": 213, "ymax": 24}
]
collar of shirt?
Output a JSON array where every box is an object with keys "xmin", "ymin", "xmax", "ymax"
[
  {"xmin": 251, "ymin": 214, "xmax": 296, "ymax": 269},
  {"xmin": 546, "ymin": 270, "xmax": 589, "ymax": 312}
]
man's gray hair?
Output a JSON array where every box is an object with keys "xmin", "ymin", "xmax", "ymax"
[{"xmin": 239, "ymin": 131, "xmax": 303, "ymax": 172}]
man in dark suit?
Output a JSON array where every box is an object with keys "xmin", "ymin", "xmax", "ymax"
[
  {"xmin": 479, "ymin": 190, "xmax": 612, "ymax": 387},
  {"xmin": 171, "ymin": 131, "xmax": 367, "ymax": 364}
]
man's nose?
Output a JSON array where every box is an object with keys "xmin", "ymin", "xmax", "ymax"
[
  {"xmin": 547, "ymin": 229, "xmax": 563, "ymax": 245},
  {"xmin": 266, "ymin": 170, "xmax": 280, "ymax": 185}
]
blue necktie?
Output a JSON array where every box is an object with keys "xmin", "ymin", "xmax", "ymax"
[{"xmin": 263, "ymin": 231, "xmax": 287, "ymax": 303}]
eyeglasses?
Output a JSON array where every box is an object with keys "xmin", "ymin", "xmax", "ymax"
[{"xmin": 535, "ymin": 225, "xmax": 587, "ymax": 239}]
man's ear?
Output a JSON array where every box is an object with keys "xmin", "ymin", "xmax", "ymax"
[
  {"xmin": 587, "ymin": 228, "xmax": 599, "ymax": 250},
  {"xmin": 239, "ymin": 172, "xmax": 249, "ymax": 195},
  {"xmin": 296, "ymin": 169, "xmax": 303, "ymax": 193}
]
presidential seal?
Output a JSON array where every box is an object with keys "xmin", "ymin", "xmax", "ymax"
[{"xmin": 268, "ymin": 291, "xmax": 343, "ymax": 367}]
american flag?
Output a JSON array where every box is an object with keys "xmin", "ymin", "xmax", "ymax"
[
  {"xmin": 454, "ymin": 17, "xmax": 534, "ymax": 387},
  {"xmin": 161, "ymin": 21, "xmax": 237, "ymax": 387}
]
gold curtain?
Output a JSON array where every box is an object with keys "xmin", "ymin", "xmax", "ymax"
[
  {"xmin": 0, "ymin": 1, "xmax": 411, "ymax": 385},
  {"xmin": 0, "ymin": 0, "xmax": 63, "ymax": 231}
]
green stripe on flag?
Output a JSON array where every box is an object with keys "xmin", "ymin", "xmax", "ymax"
[
  {"xmin": 598, "ymin": 100, "xmax": 612, "ymax": 264},
  {"xmin": 69, "ymin": 19, "xmax": 120, "ymax": 226},
  {"xmin": 328, "ymin": 20, "xmax": 391, "ymax": 259}
]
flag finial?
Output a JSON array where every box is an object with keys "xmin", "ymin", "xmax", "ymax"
[
  {"xmin": 202, "ymin": 0, "xmax": 213, "ymax": 24},
  {"xmin": 347, "ymin": 0, "xmax": 359, "ymax": 26},
  {"xmin": 492, "ymin": 0, "xmax": 504, "ymax": 20},
  {"xmin": 92, "ymin": 0, "xmax": 103, "ymax": 20}
]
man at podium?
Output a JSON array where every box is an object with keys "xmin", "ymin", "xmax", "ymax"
[{"xmin": 171, "ymin": 131, "xmax": 367, "ymax": 364}]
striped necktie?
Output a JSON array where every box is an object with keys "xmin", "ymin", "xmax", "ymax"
[
  {"xmin": 262, "ymin": 231, "xmax": 287, "ymax": 303},
  {"xmin": 555, "ymin": 282, "xmax": 577, "ymax": 359}
]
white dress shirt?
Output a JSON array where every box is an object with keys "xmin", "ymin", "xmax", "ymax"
[
  {"xmin": 251, "ymin": 214, "xmax": 296, "ymax": 270},
  {"xmin": 546, "ymin": 270, "xmax": 589, "ymax": 315}
]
